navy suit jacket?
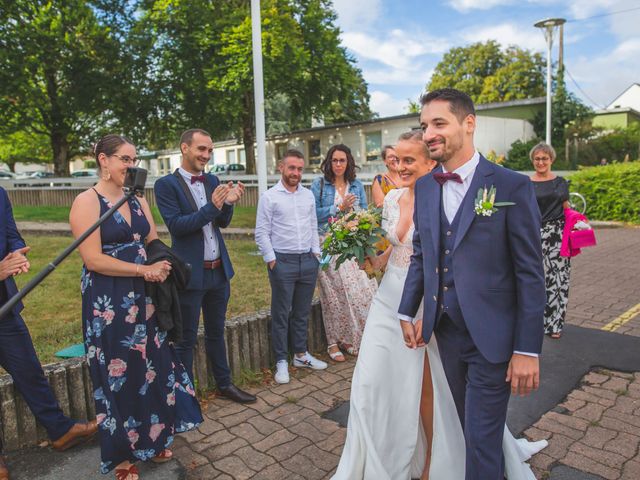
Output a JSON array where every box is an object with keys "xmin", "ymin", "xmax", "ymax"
[
  {"xmin": 398, "ymin": 156, "xmax": 546, "ymax": 363},
  {"xmin": 0, "ymin": 187, "xmax": 26, "ymax": 315},
  {"xmin": 154, "ymin": 170, "xmax": 235, "ymax": 290}
]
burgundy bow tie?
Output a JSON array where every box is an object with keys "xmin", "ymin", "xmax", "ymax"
[
  {"xmin": 190, "ymin": 174, "xmax": 205, "ymax": 184},
  {"xmin": 433, "ymin": 172, "xmax": 463, "ymax": 186}
]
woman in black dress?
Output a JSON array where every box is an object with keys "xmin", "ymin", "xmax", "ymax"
[{"xmin": 530, "ymin": 142, "xmax": 571, "ymax": 338}]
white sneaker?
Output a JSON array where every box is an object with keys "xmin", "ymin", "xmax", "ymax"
[
  {"xmin": 293, "ymin": 352, "xmax": 328, "ymax": 370},
  {"xmin": 274, "ymin": 360, "xmax": 290, "ymax": 384}
]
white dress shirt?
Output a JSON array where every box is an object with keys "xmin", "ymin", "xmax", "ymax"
[
  {"xmin": 441, "ymin": 151, "xmax": 480, "ymax": 223},
  {"xmin": 400, "ymin": 152, "xmax": 537, "ymax": 357},
  {"xmin": 178, "ymin": 167, "xmax": 220, "ymax": 261},
  {"xmin": 255, "ymin": 180, "xmax": 321, "ymax": 263}
]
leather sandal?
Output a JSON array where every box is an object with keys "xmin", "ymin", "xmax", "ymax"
[
  {"xmin": 151, "ymin": 449, "xmax": 173, "ymax": 463},
  {"xmin": 115, "ymin": 463, "xmax": 139, "ymax": 480},
  {"xmin": 327, "ymin": 344, "xmax": 345, "ymax": 362}
]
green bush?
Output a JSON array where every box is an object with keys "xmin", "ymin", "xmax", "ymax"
[
  {"xmin": 569, "ymin": 161, "xmax": 640, "ymax": 223},
  {"xmin": 504, "ymin": 139, "xmax": 539, "ymax": 171},
  {"xmin": 84, "ymin": 160, "xmax": 97, "ymax": 169}
]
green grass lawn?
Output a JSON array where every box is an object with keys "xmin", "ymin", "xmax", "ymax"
[
  {"xmin": 16, "ymin": 235, "xmax": 270, "ymax": 365},
  {"xmin": 13, "ymin": 205, "xmax": 257, "ymax": 229}
]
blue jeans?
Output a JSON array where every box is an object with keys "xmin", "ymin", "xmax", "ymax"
[
  {"xmin": 268, "ymin": 252, "xmax": 319, "ymax": 363},
  {"xmin": 175, "ymin": 267, "xmax": 232, "ymax": 388}
]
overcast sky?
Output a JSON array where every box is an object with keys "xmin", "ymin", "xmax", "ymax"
[{"xmin": 331, "ymin": 0, "xmax": 640, "ymax": 116}]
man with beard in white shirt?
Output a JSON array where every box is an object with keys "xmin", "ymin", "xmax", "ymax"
[{"xmin": 255, "ymin": 149, "xmax": 327, "ymax": 384}]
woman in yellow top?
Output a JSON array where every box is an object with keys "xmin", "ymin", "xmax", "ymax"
[{"xmin": 372, "ymin": 145, "xmax": 400, "ymax": 208}]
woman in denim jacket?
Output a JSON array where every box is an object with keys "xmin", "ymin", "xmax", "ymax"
[{"xmin": 310, "ymin": 145, "xmax": 377, "ymax": 362}]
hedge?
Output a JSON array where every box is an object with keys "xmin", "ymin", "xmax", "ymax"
[{"xmin": 569, "ymin": 161, "xmax": 640, "ymax": 223}]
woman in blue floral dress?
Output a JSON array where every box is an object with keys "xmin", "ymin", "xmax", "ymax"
[{"xmin": 70, "ymin": 135, "xmax": 202, "ymax": 480}]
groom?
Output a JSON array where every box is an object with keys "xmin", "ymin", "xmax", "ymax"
[{"xmin": 398, "ymin": 88, "xmax": 545, "ymax": 479}]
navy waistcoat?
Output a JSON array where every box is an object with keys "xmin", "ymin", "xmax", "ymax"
[{"xmin": 437, "ymin": 191, "xmax": 464, "ymax": 327}]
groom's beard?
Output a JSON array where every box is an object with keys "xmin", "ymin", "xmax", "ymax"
[{"xmin": 427, "ymin": 133, "xmax": 464, "ymax": 164}]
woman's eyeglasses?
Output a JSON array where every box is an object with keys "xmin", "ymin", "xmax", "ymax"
[
  {"xmin": 110, "ymin": 154, "xmax": 140, "ymax": 166},
  {"xmin": 331, "ymin": 158, "xmax": 347, "ymax": 165}
]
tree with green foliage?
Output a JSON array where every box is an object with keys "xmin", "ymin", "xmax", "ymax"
[
  {"xmin": 0, "ymin": 1, "xmax": 135, "ymax": 175},
  {"xmin": 427, "ymin": 40, "xmax": 545, "ymax": 104},
  {"xmin": 531, "ymin": 66, "xmax": 593, "ymax": 166},
  {"xmin": 0, "ymin": 131, "xmax": 51, "ymax": 172},
  {"xmin": 142, "ymin": 0, "xmax": 373, "ymax": 173}
]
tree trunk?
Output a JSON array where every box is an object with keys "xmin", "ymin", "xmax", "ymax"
[
  {"xmin": 51, "ymin": 132, "xmax": 70, "ymax": 176},
  {"xmin": 242, "ymin": 90, "xmax": 256, "ymax": 174},
  {"xmin": 45, "ymin": 68, "xmax": 70, "ymax": 176}
]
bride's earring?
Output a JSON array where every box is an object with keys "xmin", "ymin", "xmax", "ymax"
[{"xmin": 102, "ymin": 168, "xmax": 111, "ymax": 181}]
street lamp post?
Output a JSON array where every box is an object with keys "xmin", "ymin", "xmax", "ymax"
[
  {"xmin": 534, "ymin": 18, "xmax": 566, "ymax": 147},
  {"xmin": 251, "ymin": 0, "xmax": 268, "ymax": 196}
]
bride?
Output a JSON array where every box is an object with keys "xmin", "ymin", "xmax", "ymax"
[{"xmin": 332, "ymin": 131, "xmax": 547, "ymax": 480}]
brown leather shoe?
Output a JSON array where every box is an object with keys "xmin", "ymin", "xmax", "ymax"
[
  {"xmin": 0, "ymin": 455, "xmax": 9, "ymax": 480},
  {"xmin": 51, "ymin": 420, "xmax": 98, "ymax": 451}
]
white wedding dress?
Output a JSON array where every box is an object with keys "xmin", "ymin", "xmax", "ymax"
[{"xmin": 332, "ymin": 188, "xmax": 547, "ymax": 480}]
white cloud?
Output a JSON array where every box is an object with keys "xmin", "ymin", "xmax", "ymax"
[
  {"xmin": 332, "ymin": 0, "xmax": 383, "ymax": 30},
  {"xmin": 342, "ymin": 30, "xmax": 448, "ymax": 70},
  {"xmin": 566, "ymin": 38, "xmax": 640, "ymax": 108},
  {"xmin": 448, "ymin": 0, "xmax": 514, "ymax": 12},
  {"xmin": 370, "ymin": 90, "xmax": 414, "ymax": 117},
  {"xmin": 462, "ymin": 23, "xmax": 548, "ymax": 51},
  {"xmin": 363, "ymin": 67, "xmax": 433, "ymax": 87}
]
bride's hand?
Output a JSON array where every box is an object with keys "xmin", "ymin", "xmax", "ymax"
[
  {"xmin": 414, "ymin": 319, "xmax": 426, "ymax": 347},
  {"xmin": 400, "ymin": 321, "xmax": 417, "ymax": 349}
]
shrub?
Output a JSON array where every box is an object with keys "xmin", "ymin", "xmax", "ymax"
[
  {"xmin": 569, "ymin": 161, "xmax": 640, "ymax": 223},
  {"xmin": 84, "ymin": 160, "xmax": 97, "ymax": 169},
  {"xmin": 504, "ymin": 139, "xmax": 539, "ymax": 171}
]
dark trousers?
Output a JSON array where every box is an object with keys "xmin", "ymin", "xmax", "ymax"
[
  {"xmin": 175, "ymin": 267, "xmax": 232, "ymax": 388},
  {"xmin": 435, "ymin": 313, "xmax": 511, "ymax": 480},
  {"xmin": 0, "ymin": 311, "xmax": 74, "ymax": 451},
  {"xmin": 268, "ymin": 252, "xmax": 318, "ymax": 362}
]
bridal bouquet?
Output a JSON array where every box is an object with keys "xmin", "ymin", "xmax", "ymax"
[{"xmin": 321, "ymin": 207, "xmax": 385, "ymax": 271}]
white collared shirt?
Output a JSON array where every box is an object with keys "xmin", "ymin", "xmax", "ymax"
[
  {"xmin": 178, "ymin": 167, "xmax": 220, "ymax": 261},
  {"xmin": 255, "ymin": 180, "xmax": 321, "ymax": 263},
  {"xmin": 441, "ymin": 150, "xmax": 480, "ymax": 223}
]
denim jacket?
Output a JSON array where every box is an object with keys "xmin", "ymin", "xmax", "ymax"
[{"xmin": 310, "ymin": 177, "xmax": 368, "ymax": 232}]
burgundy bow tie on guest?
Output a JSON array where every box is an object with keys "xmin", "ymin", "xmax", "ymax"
[
  {"xmin": 190, "ymin": 174, "xmax": 206, "ymax": 184},
  {"xmin": 433, "ymin": 172, "xmax": 463, "ymax": 186}
]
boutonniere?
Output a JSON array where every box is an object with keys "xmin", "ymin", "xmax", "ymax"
[{"xmin": 474, "ymin": 186, "xmax": 515, "ymax": 217}]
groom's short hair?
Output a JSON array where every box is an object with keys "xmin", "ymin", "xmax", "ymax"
[{"xmin": 420, "ymin": 88, "xmax": 475, "ymax": 123}]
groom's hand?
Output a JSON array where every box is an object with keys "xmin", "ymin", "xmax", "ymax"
[
  {"xmin": 506, "ymin": 353, "xmax": 540, "ymax": 396},
  {"xmin": 400, "ymin": 321, "xmax": 417, "ymax": 349}
]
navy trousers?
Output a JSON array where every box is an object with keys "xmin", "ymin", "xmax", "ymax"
[
  {"xmin": 175, "ymin": 267, "xmax": 232, "ymax": 389},
  {"xmin": 0, "ymin": 311, "xmax": 74, "ymax": 451},
  {"xmin": 435, "ymin": 313, "xmax": 511, "ymax": 480},
  {"xmin": 268, "ymin": 252, "xmax": 318, "ymax": 362}
]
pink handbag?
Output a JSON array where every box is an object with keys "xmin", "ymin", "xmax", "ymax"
[{"xmin": 570, "ymin": 229, "xmax": 597, "ymax": 249}]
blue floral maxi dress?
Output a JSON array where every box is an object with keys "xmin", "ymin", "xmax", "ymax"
[{"xmin": 81, "ymin": 191, "xmax": 202, "ymax": 474}]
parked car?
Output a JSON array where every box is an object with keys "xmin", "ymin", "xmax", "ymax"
[
  {"xmin": 211, "ymin": 163, "xmax": 246, "ymax": 175},
  {"xmin": 0, "ymin": 171, "xmax": 15, "ymax": 179},
  {"xmin": 15, "ymin": 171, "xmax": 55, "ymax": 179},
  {"xmin": 71, "ymin": 168, "xmax": 98, "ymax": 178}
]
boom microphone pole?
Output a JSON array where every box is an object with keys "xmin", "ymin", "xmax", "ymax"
[{"xmin": 0, "ymin": 167, "xmax": 148, "ymax": 321}]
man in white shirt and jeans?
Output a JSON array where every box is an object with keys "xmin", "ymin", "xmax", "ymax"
[{"xmin": 255, "ymin": 149, "xmax": 327, "ymax": 384}]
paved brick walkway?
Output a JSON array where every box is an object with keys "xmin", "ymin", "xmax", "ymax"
[
  {"xmin": 174, "ymin": 362, "xmax": 354, "ymax": 479},
  {"xmin": 525, "ymin": 369, "xmax": 640, "ymax": 479},
  {"xmin": 172, "ymin": 226, "xmax": 640, "ymax": 479},
  {"xmin": 566, "ymin": 227, "xmax": 640, "ymax": 336}
]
